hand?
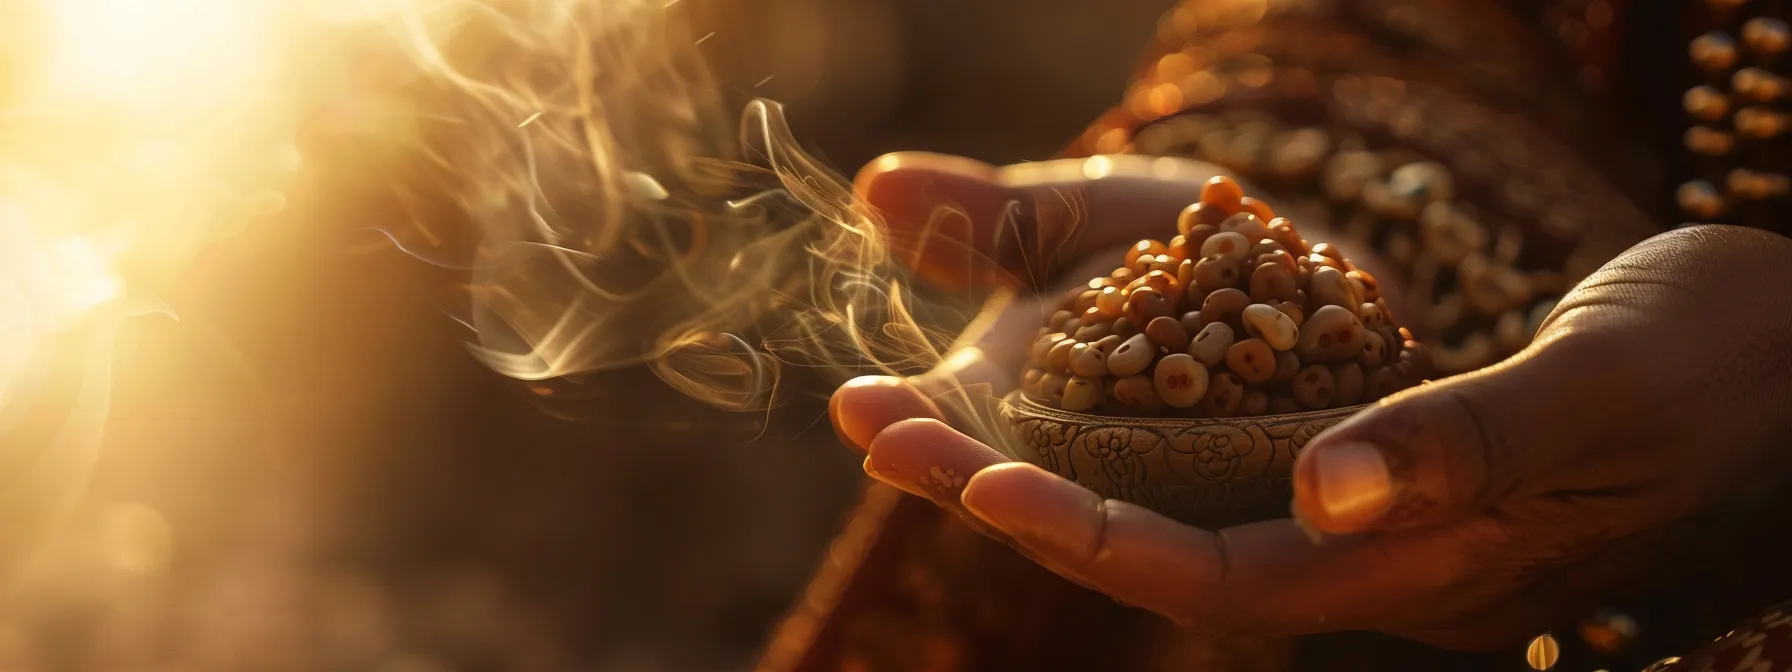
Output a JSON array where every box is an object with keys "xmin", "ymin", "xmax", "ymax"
[{"xmin": 833, "ymin": 152, "xmax": 1792, "ymax": 650}]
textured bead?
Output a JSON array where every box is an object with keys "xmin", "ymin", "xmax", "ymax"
[
  {"xmin": 1735, "ymin": 107, "xmax": 1789, "ymax": 138},
  {"xmin": 1684, "ymin": 126, "xmax": 1735, "ymax": 156},
  {"xmin": 1677, "ymin": 180, "xmax": 1726, "ymax": 219},
  {"xmin": 1733, "ymin": 67, "xmax": 1788, "ymax": 102},
  {"xmin": 1727, "ymin": 169, "xmax": 1792, "ymax": 199},
  {"xmin": 1742, "ymin": 17, "xmax": 1790, "ymax": 55},
  {"xmin": 1689, "ymin": 31, "xmax": 1738, "ymax": 71},
  {"xmin": 1683, "ymin": 85, "xmax": 1730, "ymax": 121}
]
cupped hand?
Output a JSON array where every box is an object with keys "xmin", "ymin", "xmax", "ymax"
[{"xmin": 833, "ymin": 152, "xmax": 1792, "ymax": 650}]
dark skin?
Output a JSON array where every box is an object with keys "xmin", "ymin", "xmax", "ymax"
[{"xmin": 830, "ymin": 151, "xmax": 1792, "ymax": 652}]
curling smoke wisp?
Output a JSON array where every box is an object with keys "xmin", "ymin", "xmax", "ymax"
[{"xmin": 380, "ymin": 0, "xmax": 1004, "ymax": 424}]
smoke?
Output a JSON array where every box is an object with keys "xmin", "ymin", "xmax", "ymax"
[{"xmin": 379, "ymin": 0, "xmax": 984, "ymax": 417}]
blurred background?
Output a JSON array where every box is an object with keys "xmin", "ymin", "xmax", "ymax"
[{"xmin": 0, "ymin": 0, "xmax": 1179, "ymax": 670}]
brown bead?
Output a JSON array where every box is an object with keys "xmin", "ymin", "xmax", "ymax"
[
  {"xmin": 1061, "ymin": 376, "xmax": 1102, "ymax": 412},
  {"xmin": 1419, "ymin": 201, "xmax": 1489, "ymax": 267},
  {"xmin": 1242, "ymin": 303, "xmax": 1299, "ymax": 351},
  {"xmin": 1346, "ymin": 270, "xmax": 1381, "ymax": 302},
  {"xmin": 1256, "ymin": 250, "xmax": 1298, "ymax": 274},
  {"xmin": 1179, "ymin": 311, "xmax": 1203, "ymax": 335},
  {"xmin": 1249, "ymin": 262, "xmax": 1299, "ymax": 303},
  {"xmin": 1075, "ymin": 290, "xmax": 1100, "ymax": 313},
  {"xmin": 1070, "ymin": 343, "xmax": 1109, "ymax": 378},
  {"xmin": 1297, "ymin": 305, "xmax": 1367, "ymax": 363},
  {"xmin": 1145, "ymin": 316, "xmax": 1192, "ymax": 353},
  {"xmin": 1291, "ymin": 365, "xmax": 1337, "ymax": 410},
  {"xmin": 1188, "ymin": 322, "xmax": 1234, "ymax": 366},
  {"xmin": 1178, "ymin": 204, "xmax": 1226, "ymax": 238},
  {"xmin": 1266, "ymin": 394, "xmax": 1303, "ymax": 415},
  {"xmin": 1146, "ymin": 254, "xmax": 1182, "ymax": 277},
  {"xmin": 1080, "ymin": 306, "xmax": 1111, "ymax": 327},
  {"xmin": 1094, "ymin": 286, "xmax": 1126, "ymax": 316},
  {"xmin": 1061, "ymin": 318, "xmax": 1082, "ymax": 336},
  {"xmin": 1239, "ymin": 388, "xmax": 1270, "ymax": 416},
  {"xmin": 1022, "ymin": 367, "xmax": 1043, "ymax": 390},
  {"xmin": 1193, "ymin": 254, "xmax": 1243, "ymax": 293},
  {"xmin": 1743, "ymin": 17, "xmax": 1790, "ymax": 55},
  {"xmin": 1176, "ymin": 258, "xmax": 1196, "ymax": 289},
  {"xmin": 1274, "ymin": 301, "xmax": 1305, "ymax": 328},
  {"xmin": 1088, "ymin": 276, "xmax": 1115, "ymax": 291},
  {"xmin": 1459, "ymin": 253, "xmax": 1533, "ymax": 316},
  {"xmin": 1733, "ymin": 68, "xmax": 1788, "ymax": 103},
  {"xmin": 1074, "ymin": 319, "xmax": 1114, "ymax": 341},
  {"xmin": 1113, "ymin": 375, "xmax": 1165, "ymax": 412},
  {"xmin": 1308, "ymin": 266, "xmax": 1357, "ymax": 310},
  {"xmin": 1037, "ymin": 372, "xmax": 1072, "ymax": 403},
  {"xmin": 1111, "ymin": 317, "xmax": 1139, "ymax": 338},
  {"xmin": 1677, "ymin": 180, "xmax": 1726, "ymax": 218},
  {"xmin": 1200, "ymin": 231, "xmax": 1252, "ymax": 264},
  {"xmin": 1200, "ymin": 176, "xmax": 1245, "ymax": 213},
  {"xmin": 1200, "ymin": 372, "xmax": 1245, "ymax": 417},
  {"xmin": 1136, "ymin": 269, "xmax": 1182, "ymax": 298},
  {"xmin": 1359, "ymin": 330, "xmax": 1388, "ymax": 368},
  {"xmin": 1046, "ymin": 338, "xmax": 1079, "ymax": 372},
  {"xmin": 1092, "ymin": 334, "xmax": 1124, "ymax": 356},
  {"xmin": 1126, "ymin": 287, "xmax": 1176, "ymax": 326},
  {"xmin": 1200, "ymin": 288, "xmax": 1251, "ymax": 328},
  {"xmin": 1221, "ymin": 213, "xmax": 1269, "ymax": 243},
  {"xmin": 1359, "ymin": 302, "xmax": 1388, "ymax": 329},
  {"xmin": 1331, "ymin": 362, "xmax": 1365, "ymax": 406},
  {"xmin": 1311, "ymin": 242, "xmax": 1345, "ymax": 261},
  {"xmin": 1250, "ymin": 238, "xmax": 1288, "ymax": 259},
  {"xmin": 1030, "ymin": 332, "xmax": 1068, "ymax": 366},
  {"xmin": 1111, "ymin": 267, "xmax": 1138, "ymax": 286},
  {"xmin": 1273, "ymin": 350, "xmax": 1301, "ymax": 383},
  {"xmin": 1048, "ymin": 309, "xmax": 1075, "ymax": 331},
  {"xmin": 1125, "ymin": 239, "xmax": 1168, "ymax": 268},
  {"xmin": 1167, "ymin": 235, "xmax": 1191, "ymax": 261},
  {"xmin": 1684, "ymin": 126, "xmax": 1735, "ymax": 156},
  {"xmin": 1684, "ymin": 85, "xmax": 1730, "ymax": 121},
  {"xmin": 1153, "ymin": 354, "xmax": 1209, "ymax": 408},
  {"xmin": 1306, "ymin": 252, "xmax": 1345, "ymax": 272},
  {"xmin": 1183, "ymin": 226, "xmax": 1219, "ymax": 260},
  {"xmin": 1265, "ymin": 217, "xmax": 1304, "ymax": 253},
  {"xmin": 1111, "ymin": 316, "xmax": 1137, "ymax": 338},
  {"xmin": 1226, "ymin": 338, "xmax": 1277, "ymax": 385},
  {"xmin": 1107, "ymin": 333, "xmax": 1156, "ymax": 377},
  {"xmin": 1239, "ymin": 196, "xmax": 1275, "ymax": 222},
  {"xmin": 1690, "ymin": 31, "xmax": 1738, "ymax": 71}
]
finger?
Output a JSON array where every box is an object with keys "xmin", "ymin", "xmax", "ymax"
[
  {"xmin": 854, "ymin": 152, "xmax": 1224, "ymax": 290},
  {"xmin": 1291, "ymin": 332, "xmax": 1646, "ymax": 535},
  {"xmin": 960, "ymin": 463, "xmax": 1492, "ymax": 634},
  {"xmin": 862, "ymin": 417, "xmax": 1010, "ymax": 507},
  {"xmin": 829, "ymin": 376, "xmax": 945, "ymax": 454}
]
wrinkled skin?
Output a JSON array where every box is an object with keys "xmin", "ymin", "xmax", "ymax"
[{"xmin": 831, "ymin": 151, "xmax": 1792, "ymax": 651}]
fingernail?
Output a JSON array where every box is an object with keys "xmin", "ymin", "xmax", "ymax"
[
  {"xmin": 1312, "ymin": 442, "xmax": 1392, "ymax": 525},
  {"xmin": 862, "ymin": 456, "xmax": 921, "ymax": 498}
]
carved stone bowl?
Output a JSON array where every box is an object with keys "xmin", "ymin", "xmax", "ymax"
[{"xmin": 996, "ymin": 390, "xmax": 1365, "ymax": 529}]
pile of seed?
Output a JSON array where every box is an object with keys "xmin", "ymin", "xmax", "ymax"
[{"xmin": 1022, "ymin": 176, "xmax": 1430, "ymax": 417}]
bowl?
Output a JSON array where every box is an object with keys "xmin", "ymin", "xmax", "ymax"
[{"xmin": 995, "ymin": 390, "xmax": 1365, "ymax": 529}]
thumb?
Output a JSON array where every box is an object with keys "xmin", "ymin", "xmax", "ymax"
[
  {"xmin": 854, "ymin": 152, "xmax": 1222, "ymax": 291},
  {"xmin": 1290, "ymin": 332, "xmax": 1642, "ymax": 535}
]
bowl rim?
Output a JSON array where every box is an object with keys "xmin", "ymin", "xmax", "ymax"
[{"xmin": 1001, "ymin": 390, "xmax": 1368, "ymax": 428}]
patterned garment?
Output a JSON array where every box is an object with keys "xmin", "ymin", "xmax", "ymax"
[{"xmin": 757, "ymin": 1, "xmax": 1792, "ymax": 671}]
